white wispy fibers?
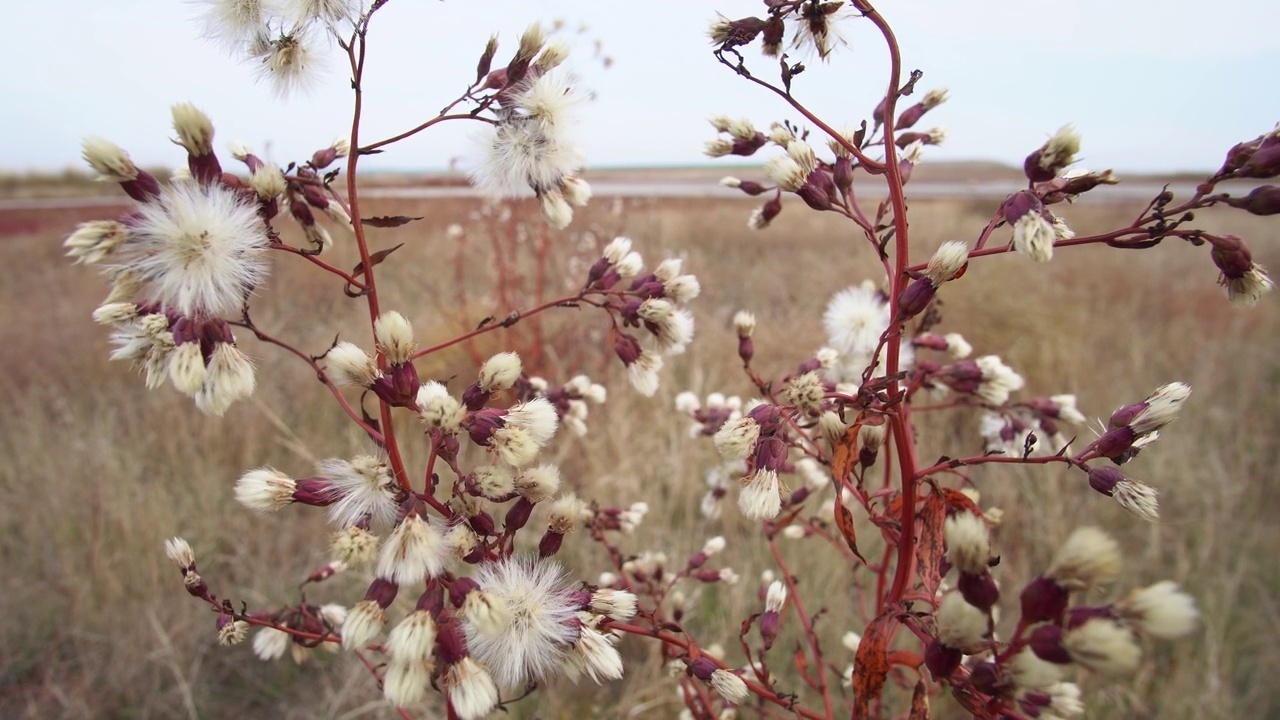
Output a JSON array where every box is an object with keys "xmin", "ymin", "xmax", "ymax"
[
  {"xmin": 471, "ymin": 71, "xmax": 585, "ymax": 197},
  {"xmin": 119, "ymin": 182, "xmax": 270, "ymax": 318},
  {"xmin": 463, "ymin": 556, "xmax": 581, "ymax": 688}
]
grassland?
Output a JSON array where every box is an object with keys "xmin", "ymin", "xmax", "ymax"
[{"xmin": 1, "ymin": 183, "xmax": 1277, "ymax": 719}]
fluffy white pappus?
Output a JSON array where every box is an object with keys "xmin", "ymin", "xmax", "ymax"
[
  {"xmin": 738, "ymin": 468, "xmax": 782, "ymax": 520},
  {"xmin": 376, "ymin": 513, "xmax": 451, "ymax": 586},
  {"xmin": 196, "ymin": 0, "xmax": 267, "ymax": 52},
  {"xmin": 562, "ymin": 614, "xmax": 624, "ymax": 684},
  {"xmin": 252, "ymin": 625, "xmax": 291, "ymax": 661},
  {"xmin": 251, "ymin": 29, "xmax": 326, "ymax": 98},
  {"xmin": 320, "ymin": 455, "xmax": 400, "ymax": 530},
  {"xmin": 470, "ymin": 71, "xmax": 586, "ymax": 198},
  {"xmin": 823, "ymin": 283, "xmax": 889, "ymax": 360},
  {"xmin": 120, "ymin": 182, "xmax": 270, "ymax": 318},
  {"xmin": 287, "ymin": 0, "xmax": 357, "ymax": 26},
  {"xmin": 463, "ymin": 556, "xmax": 581, "ymax": 689}
]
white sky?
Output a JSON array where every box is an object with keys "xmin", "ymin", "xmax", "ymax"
[{"xmin": 3, "ymin": 0, "xmax": 1278, "ymax": 173}]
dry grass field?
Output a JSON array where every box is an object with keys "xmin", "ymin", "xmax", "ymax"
[{"xmin": 1, "ymin": 185, "xmax": 1277, "ymax": 719}]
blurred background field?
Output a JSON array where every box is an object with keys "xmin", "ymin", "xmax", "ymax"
[{"xmin": 1, "ymin": 173, "xmax": 1277, "ymax": 719}]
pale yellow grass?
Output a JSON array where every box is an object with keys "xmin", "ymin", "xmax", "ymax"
[{"xmin": 1, "ymin": 194, "xmax": 1277, "ymax": 719}]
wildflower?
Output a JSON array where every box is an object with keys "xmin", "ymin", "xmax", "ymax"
[
  {"xmin": 925, "ymin": 241, "xmax": 969, "ymax": 284},
  {"xmin": 252, "ymin": 30, "xmax": 323, "ymax": 97},
  {"xmin": 443, "ymin": 656, "xmax": 499, "ymax": 720},
  {"xmin": 253, "ymin": 626, "xmax": 291, "ymax": 661},
  {"xmin": 1127, "ymin": 382, "xmax": 1191, "ymax": 435},
  {"xmin": 64, "ymin": 221, "xmax": 128, "ymax": 264},
  {"xmin": 590, "ymin": 588, "xmax": 638, "ymax": 621},
  {"xmin": 320, "ymin": 455, "xmax": 400, "ymax": 529},
  {"xmin": 478, "ymin": 351, "xmax": 522, "ymax": 393},
  {"xmin": 1046, "ymin": 526, "xmax": 1121, "ymax": 592},
  {"xmin": 164, "ymin": 537, "xmax": 196, "ymax": 569},
  {"xmin": 234, "ymin": 467, "xmax": 297, "ymax": 512},
  {"xmin": 944, "ymin": 512, "xmax": 991, "ymax": 576},
  {"xmin": 713, "ymin": 416, "xmax": 760, "ymax": 460},
  {"xmin": 342, "ymin": 598, "xmax": 387, "ymax": 650},
  {"xmin": 217, "ymin": 618, "xmax": 249, "ymax": 646},
  {"xmin": 171, "ymin": 102, "xmax": 215, "ymax": 158},
  {"xmin": 710, "ymin": 668, "xmax": 749, "ymax": 704},
  {"xmin": 1025, "ymin": 124, "xmax": 1082, "ymax": 183},
  {"xmin": 374, "ymin": 311, "xmax": 416, "ymax": 365},
  {"xmin": 823, "ymin": 282, "xmax": 889, "ymax": 368},
  {"xmin": 463, "ymin": 556, "xmax": 581, "ymax": 688},
  {"xmin": 563, "ymin": 613, "xmax": 624, "ymax": 683},
  {"xmin": 417, "ymin": 381, "xmax": 465, "ymax": 432},
  {"xmin": 1114, "ymin": 581, "xmax": 1199, "ymax": 639},
  {"xmin": 196, "ymin": 0, "xmax": 266, "ymax": 51},
  {"xmin": 738, "ymin": 469, "xmax": 782, "ymax": 520},
  {"xmin": 1061, "ymin": 618, "xmax": 1141, "ymax": 676},
  {"xmin": 326, "ymin": 341, "xmax": 379, "ymax": 387},
  {"xmin": 118, "ymin": 182, "xmax": 270, "ymax": 318},
  {"xmin": 332, "ymin": 525, "xmax": 379, "ymax": 565},
  {"xmin": 514, "ymin": 463, "xmax": 561, "ymax": 503},
  {"xmin": 472, "ymin": 70, "xmax": 586, "ymax": 203},
  {"xmin": 376, "ymin": 513, "xmax": 450, "ymax": 586}
]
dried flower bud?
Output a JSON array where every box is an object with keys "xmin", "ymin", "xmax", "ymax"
[{"xmin": 1025, "ymin": 124, "xmax": 1082, "ymax": 183}]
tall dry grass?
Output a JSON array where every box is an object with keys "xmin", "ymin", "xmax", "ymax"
[{"xmin": 1, "ymin": 192, "xmax": 1277, "ymax": 719}]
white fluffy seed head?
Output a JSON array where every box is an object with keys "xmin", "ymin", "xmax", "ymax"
[
  {"xmin": 82, "ymin": 136, "xmax": 138, "ymax": 181},
  {"xmin": 374, "ymin": 311, "xmax": 416, "ymax": 365},
  {"xmin": 713, "ymin": 417, "xmax": 760, "ymax": 460},
  {"xmin": 416, "ymin": 381, "xmax": 465, "ymax": 432},
  {"xmin": 943, "ymin": 512, "xmax": 991, "ymax": 576},
  {"xmin": 1046, "ymin": 526, "xmax": 1122, "ymax": 592},
  {"xmin": 66, "ymin": 221, "xmax": 129, "ymax": 264},
  {"xmin": 341, "ymin": 599, "xmax": 386, "ymax": 650},
  {"xmin": 710, "ymin": 669, "xmax": 749, "ymax": 703},
  {"xmin": 121, "ymin": 182, "xmax": 270, "ymax": 318},
  {"xmin": 235, "ymin": 467, "xmax": 296, "ymax": 513},
  {"xmin": 1115, "ymin": 580, "xmax": 1199, "ymax": 639},
  {"xmin": 479, "ymin": 351, "xmax": 522, "ymax": 392},
  {"xmin": 171, "ymin": 102, "xmax": 215, "ymax": 156},
  {"xmin": 738, "ymin": 469, "xmax": 782, "ymax": 520},
  {"xmin": 935, "ymin": 592, "xmax": 988, "ymax": 654},
  {"xmin": 1062, "ymin": 618, "xmax": 1141, "ymax": 676},
  {"xmin": 926, "ymin": 241, "xmax": 969, "ymax": 284},
  {"xmin": 326, "ymin": 341, "xmax": 379, "ymax": 388},
  {"xmin": 376, "ymin": 513, "xmax": 450, "ymax": 586}
]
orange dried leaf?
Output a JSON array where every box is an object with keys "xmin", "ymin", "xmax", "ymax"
[
  {"xmin": 835, "ymin": 498, "xmax": 866, "ymax": 563},
  {"xmin": 916, "ymin": 491, "xmax": 947, "ymax": 597},
  {"xmin": 852, "ymin": 609, "xmax": 895, "ymax": 720},
  {"xmin": 909, "ymin": 678, "xmax": 930, "ymax": 720}
]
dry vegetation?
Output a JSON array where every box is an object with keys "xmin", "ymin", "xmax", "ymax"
[{"xmin": 2, "ymin": 189, "xmax": 1277, "ymax": 719}]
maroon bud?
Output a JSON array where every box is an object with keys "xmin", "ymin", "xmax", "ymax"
[
  {"xmin": 968, "ymin": 661, "xmax": 1000, "ymax": 693},
  {"xmin": 1065, "ymin": 605, "xmax": 1111, "ymax": 629},
  {"xmin": 833, "ymin": 156, "xmax": 854, "ymax": 193},
  {"xmin": 290, "ymin": 196, "xmax": 317, "ymax": 226},
  {"xmin": 449, "ymin": 577, "xmax": 480, "ymax": 608},
  {"xmin": 468, "ymin": 510, "xmax": 495, "ymax": 537},
  {"xmin": 873, "ymin": 96, "xmax": 888, "ymax": 127},
  {"xmin": 1092, "ymin": 426, "xmax": 1136, "ymax": 460},
  {"xmin": 895, "ymin": 277, "xmax": 937, "ymax": 321},
  {"xmin": 538, "ymin": 529, "xmax": 565, "ymax": 558},
  {"xmin": 311, "ymin": 147, "xmax": 338, "ymax": 169},
  {"xmin": 687, "ymin": 657, "xmax": 718, "ymax": 681},
  {"xmin": 761, "ymin": 15, "xmax": 785, "ymax": 56},
  {"xmin": 687, "ymin": 550, "xmax": 709, "ymax": 569},
  {"xmin": 613, "ymin": 333, "xmax": 642, "ymax": 365},
  {"xmin": 292, "ymin": 478, "xmax": 340, "ymax": 506},
  {"xmin": 464, "ymin": 407, "xmax": 506, "ymax": 446},
  {"xmin": 1224, "ymin": 185, "xmax": 1280, "ymax": 215},
  {"xmin": 434, "ymin": 617, "xmax": 469, "ymax": 665},
  {"xmin": 1208, "ymin": 234, "xmax": 1254, "ymax": 279},
  {"xmin": 416, "ymin": 582, "xmax": 444, "ymax": 615},
  {"xmin": 758, "ymin": 194, "xmax": 783, "ymax": 226},
  {"xmin": 692, "ymin": 568, "xmax": 725, "ymax": 583},
  {"xmin": 1028, "ymin": 624, "xmax": 1071, "ymax": 664},
  {"xmin": 896, "ymin": 103, "xmax": 926, "ymax": 130},
  {"xmin": 895, "ymin": 131, "xmax": 930, "ymax": 148},
  {"xmin": 305, "ymin": 563, "xmax": 343, "ymax": 583},
  {"xmin": 462, "ymin": 382, "xmax": 491, "ymax": 411},
  {"xmin": 1239, "ymin": 143, "xmax": 1280, "ymax": 178},
  {"xmin": 188, "ymin": 151, "xmax": 223, "ymax": 186},
  {"xmin": 759, "ymin": 610, "xmax": 781, "ymax": 650},
  {"xmin": 738, "ymin": 335, "xmax": 755, "ymax": 364},
  {"xmin": 796, "ymin": 171, "xmax": 834, "ymax": 211},
  {"xmin": 712, "ymin": 16, "xmax": 767, "ymax": 48},
  {"xmin": 1023, "ymin": 149, "xmax": 1054, "ymax": 184},
  {"xmin": 1019, "ymin": 576, "xmax": 1069, "ymax": 625},
  {"xmin": 586, "ymin": 256, "xmax": 613, "ymax": 287},
  {"xmin": 365, "ymin": 577, "xmax": 400, "ymax": 608},
  {"xmin": 924, "ymin": 640, "xmax": 963, "ymax": 679},
  {"xmin": 1087, "ymin": 466, "xmax": 1125, "ymax": 496},
  {"xmin": 1001, "ymin": 190, "xmax": 1042, "ymax": 224},
  {"xmin": 913, "ymin": 333, "xmax": 948, "ymax": 351},
  {"xmin": 504, "ymin": 497, "xmax": 534, "ymax": 534},
  {"xmin": 731, "ymin": 133, "xmax": 769, "ymax": 157},
  {"xmin": 301, "ymin": 184, "xmax": 330, "ymax": 210},
  {"xmin": 789, "ymin": 486, "xmax": 812, "ymax": 506},
  {"xmin": 121, "ymin": 170, "xmax": 161, "ymax": 203},
  {"xmin": 737, "ymin": 180, "xmax": 768, "ymax": 196},
  {"xmin": 1107, "ymin": 402, "xmax": 1146, "ymax": 429},
  {"xmin": 859, "ymin": 446, "xmax": 878, "ymax": 468},
  {"xmin": 958, "ymin": 571, "xmax": 1000, "ymax": 611}
]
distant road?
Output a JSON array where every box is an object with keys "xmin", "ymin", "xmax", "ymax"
[{"xmin": 0, "ymin": 180, "xmax": 1204, "ymax": 211}]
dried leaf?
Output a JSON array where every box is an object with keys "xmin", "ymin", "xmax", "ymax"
[
  {"xmin": 909, "ymin": 678, "xmax": 930, "ymax": 720},
  {"xmin": 835, "ymin": 497, "xmax": 867, "ymax": 563},
  {"xmin": 832, "ymin": 424, "xmax": 859, "ymax": 482},
  {"xmin": 939, "ymin": 487, "xmax": 983, "ymax": 517},
  {"xmin": 352, "ymin": 242, "xmax": 405, "ymax": 277},
  {"xmin": 916, "ymin": 491, "xmax": 947, "ymax": 598},
  {"xmin": 852, "ymin": 609, "xmax": 895, "ymax": 720},
  {"xmin": 363, "ymin": 215, "xmax": 423, "ymax": 228}
]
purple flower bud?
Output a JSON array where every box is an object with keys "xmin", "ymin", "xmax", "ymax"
[
  {"xmin": 924, "ymin": 639, "xmax": 963, "ymax": 679},
  {"xmin": 968, "ymin": 661, "xmax": 1000, "ymax": 693},
  {"xmin": 896, "ymin": 277, "xmax": 937, "ymax": 321},
  {"xmin": 738, "ymin": 335, "xmax": 754, "ymax": 364},
  {"xmin": 504, "ymin": 497, "xmax": 534, "ymax": 534},
  {"xmin": 1209, "ymin": 234, "xmax": 1255, "ymax": 279},
  {"xmin": 1028, "ymin": 623, "xmax": 1071, "ymax": 664},
  {"xmin": 833, "ymin": 156, "xmax": 854, "ymax": 193},
  {"xmin": 958, "ymin": 571, "xmax": 1000, "ymax": 611},
  {"xmin": 1093, "ymin": 426, "xmax": 1136, "ymax": 460},
  {"xmin": 1224, "ymin": 185, "xmax": 1280, "ymax": 215},
  {"xmin": 311, "ymin": 147, "xmax": 338, "ymax": 169},
  {"xmin": 1019, "ymin": 576, "xmax": 1069, "ymax": 625},
  {"xmin": 759, "ymin": 610, "xmax": 781, "ymax": 650},
  {"xmin": 1087, "ymin": 466, "xmax": 1125, "ymax": 496},
  {"xmin": 449, "ymin": 577, "xmax": 480, "ymax": 608},
  {"xmin": 896, "ymin": 103, "xmax": 926, "ymax": 130},
  {"xmin": 365, "ymin": 577, "xmax": 400, "ymax": 608},
  {"xmin": 462, "ymin": 382, "xmax": 491, "ymax": 411},
  {"xmin": 292, "ymin": 478, "xmax": 340, "ymax": 506},
  {"xmin": 688, "ymin": 656, "xmax": 718, "ymax": 682},
  {"xmin": 538, "ymin": 529, "xmax": 564, "ymax": 558}
]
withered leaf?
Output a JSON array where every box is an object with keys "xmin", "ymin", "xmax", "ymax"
[{"xmin": 363, "ymin": 215, "xmax": 423, "ymax": 228}]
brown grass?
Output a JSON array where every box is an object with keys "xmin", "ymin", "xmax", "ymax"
[{"xmin": 1, "ymin": 191, "xmax": 1277, "ymax": 719}]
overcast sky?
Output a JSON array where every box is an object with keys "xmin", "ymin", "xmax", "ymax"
[{"xmin": 4, "ymin": 0, "xmax": 1277, "ymax": 174}]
